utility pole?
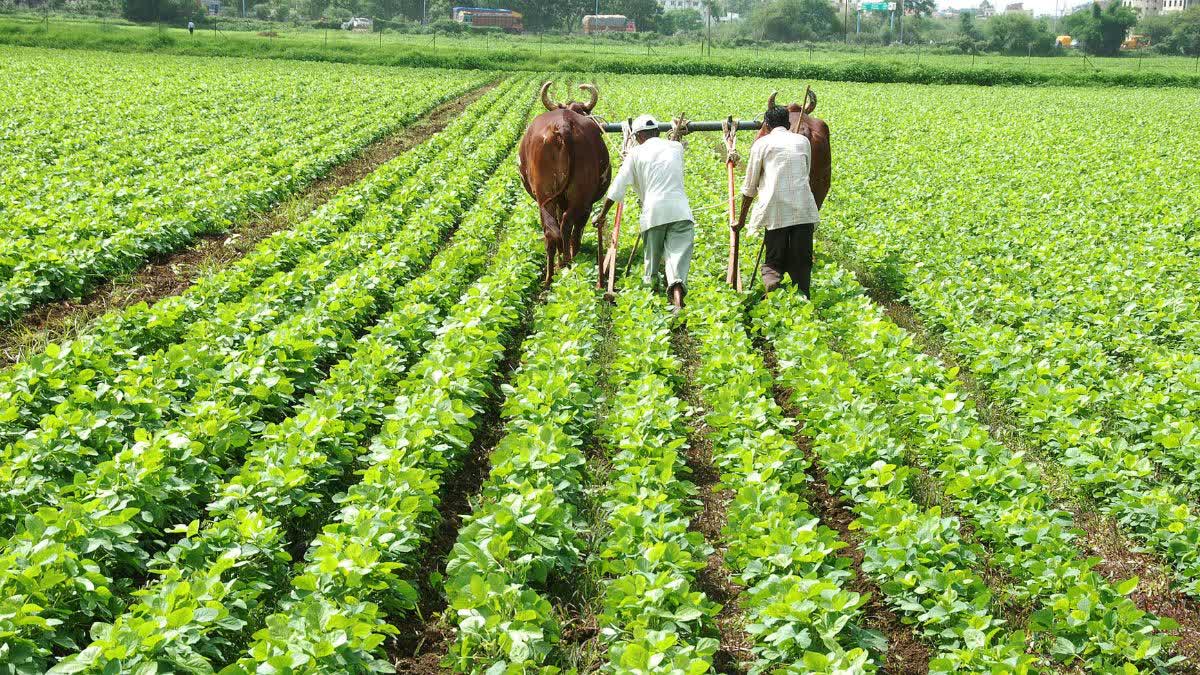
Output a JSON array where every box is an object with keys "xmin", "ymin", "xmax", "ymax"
[
  {"xmin": 422, "ymin": 0, "xmax": 426, "ymax": 25},
  {"xmin": 899, "ymin": 0, "xmax": 904, "ymax": 44},
  {"xmin": 845, "ymin": 0, "xmax": 849, "ymax": 43}
]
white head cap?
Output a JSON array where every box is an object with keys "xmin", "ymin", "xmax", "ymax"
[{"xmin": 632, "ymin": 115, "xmax": 660, "ymax": 134}]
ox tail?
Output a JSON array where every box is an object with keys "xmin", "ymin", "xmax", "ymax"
[{"xmin": 536, "ymin": 124, "xmax": 573, "ymax": 250}]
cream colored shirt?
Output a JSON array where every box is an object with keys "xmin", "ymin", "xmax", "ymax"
[
  {"xmin": 607, "ymin": 137, "xmax": 693, "ymax": 233},
  {"xmin": 742, "ymin": 126, "xmax": 821, "ymax": 233}
]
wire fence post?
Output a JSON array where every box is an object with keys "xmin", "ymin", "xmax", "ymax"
[{"xmin": 323, "ymin": 29, "xmax": 327, "ymax": 48}]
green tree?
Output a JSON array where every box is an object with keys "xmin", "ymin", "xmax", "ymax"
[
  {"xmin": 959, "ymin": 10, "xmax": 983, "ymax": 40},
  {"xmin": 122, "ymin": 0, "xmax": 198, "ymax": 21},
  {"xmin": 750, "ymin": 0, "xmax": 839, "ymax": 41},
  {"xmin": 613, "ymin": 0, "xmax": 662, "ymax": 30},
  {"xmin": 1135, "ymin": 12, "xmax": 1174, "ymax": 45},
  {"xmin": 986, "ymin": 12, "xmax": 1055, "ymax": 54},
  {"xmin": 1162, "ymin": 7, "xmax": 1200, "ymax": 55},
  {"xmin": 1066, "ymin": 1, "xmax": 1136, "ymax": 56},
  {"xmin": 904, "ymin": 0, "xmax": 934, "ymax": 18},
  {"xmin": 662, "ymin": 7, "xmax": 702, "ymax": 32}
]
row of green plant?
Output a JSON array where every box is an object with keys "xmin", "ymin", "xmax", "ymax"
[
  {"xmin": 683, "ymin": 276, "xmax": 876, "ymax": 669},
  {"xmin": 0, "ymin": 47, "xmax": 490, "ymax": 323},
  {"xmin": 754, "ymin": 288, "xmax": 1039, "ymax": 673},
  {"xmin": 815, "ymin": 72, "xmax": 1200, "ymax": 597},
  {"xmin": 807, "ymin": 261, "xmax": 1180, "ymax": 669},
  {"xmin": 0, "ymin": 85, "xmax": 531, "ymax": 672},
  {"xmin": 0, "ymin": 74, "xmax": 509, "ymax": 449},
  {"xmin": 592, "ymin": 286, "xmax": 720, "ymax": 672},
  {"xmin": 0, "ymin": 79, "xmax": 524, "ymax": 533},
  {"xmin": 220, "ymin": 203, "xmax": 541, "ymax": 674},
  {"xmin": 645, "ymin": 162, "xmax": 876, "ymax": 672},
  {"xmin": 48, "ymin": 164, "xmax": 539, "ymax": 674},
  {"xmin": 443, "ymin": 264, "xmax": 602, "ymax": 671}
]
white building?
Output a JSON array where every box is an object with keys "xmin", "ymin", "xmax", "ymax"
[
  {"xmin": 1160, "ymin": 0, "xmax": 1192, "ymax": 12},
  {"xmin": 978, "ymin": 0, "xmax": 996, "ymax": 18},
  {"xmin": 1120, "ymin": 0, "xmax": 1162, "ymax": 15},
  {"xmin": 662, "ymin": 0, "xmax": 711, "ymax": 20}
]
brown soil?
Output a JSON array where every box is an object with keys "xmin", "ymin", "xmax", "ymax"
[
  {"xmin": 0, "ymin": 81, "xmax": 498, "ymax": 368},
  {"xmin": 672, "ymin": 327, "xmax": 754, "ymax": 674},
  {"xmin": 759, "ymin": 344, "xmax": 932, "ymax": 674},
  {"xmin": 1072, "ymin": 509, "xmax": 1200, "ymax": 664},
  {"xmin": 388, "ymin": 289, "xmax": 538, "ymax": 674},
  {"xmin": 850, "ymin": 275, "xmax": 1200, "ymax": 666}
]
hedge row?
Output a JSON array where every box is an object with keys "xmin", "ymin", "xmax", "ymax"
[{"xmin": 2, "ymin": 20, "xmax": 1198, "ymax": 88}]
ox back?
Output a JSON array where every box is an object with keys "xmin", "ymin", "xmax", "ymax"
[{"xmin": 518, "ymin": 105, "xmax": 611, "ymax": 285}]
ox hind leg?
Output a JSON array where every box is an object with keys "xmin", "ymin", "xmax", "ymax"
[
  {"xmin": 563, "ymin": 205, "xmax": 590, "ymax": 265},
  {"xmin": 539, "ymin": 204, "xmax": 563, "ymax": 287}
]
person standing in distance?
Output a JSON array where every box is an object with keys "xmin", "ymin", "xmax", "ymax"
[
  {"xmin": 734, "ymin": 105, "xmax": 821, "ymax": 296},
  {"xmin": 593, "ymin": 114, "xmax": 694, "ymax": 310},
  {"xmin": 188, "ymin": 20, "xmax": 195, "ymax": 35}
]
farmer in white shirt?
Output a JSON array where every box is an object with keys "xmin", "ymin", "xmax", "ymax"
[
  {"xmin": 734, "ymin": 105, "xmax": 821, "ymax": 296},
  {"xmin": 592, "ymin": 114, "xmax": 694, "ymax": 310}
]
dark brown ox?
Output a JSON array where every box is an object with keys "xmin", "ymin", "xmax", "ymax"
[
  {"xmin": 518, "ymin": 81, "xmax": 612, "ymax": 285},
  {"xmin": 756, "ymin": 88, "xmax": 832, "ymax": 209}
]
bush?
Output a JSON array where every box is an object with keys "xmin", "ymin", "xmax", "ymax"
[{"xmin": 429, "ymin": 17, "xmax": 464, "ymax": 34}]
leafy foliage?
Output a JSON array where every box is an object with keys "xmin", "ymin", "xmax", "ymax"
[
  {"xmin": 2, "ymin": 80, "xmax": 532, "ymax": 673},
  {"xmin": 1064, "ymin": 1, "xmax": 1138, "ymax": 56},
  {"xmin": 0, "ymin": 48, "xmax": 487, "ymax": 323}
]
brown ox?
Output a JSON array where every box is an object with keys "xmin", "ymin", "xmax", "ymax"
[
  {"xmin": 756, "ymin": 89, "xmax": 832, "ymax": 209},
  {"xmin": 518, "ymin": 81, "xmax": 612, "ymax": 286}
]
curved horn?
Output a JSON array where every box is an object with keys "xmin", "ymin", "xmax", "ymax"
[
  {"xmin": 803, "ymin": 86, "xmax": 817, "ymax": 115},
  {"xmin": 578, "ymin": 83, "xmax": 599, "ymax": 113},
  {"xmin": 767, "ymin": 90, "xmax": 778, "ymax": 110},
  {"xmin": 540, "ymin": 81, "xmax": 559, "ymax": 111}
]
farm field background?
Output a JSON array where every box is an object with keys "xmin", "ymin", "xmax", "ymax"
[
  {"xmin": 0, "ymin": 45, "xmax": 489, "ymax": 324},
  {"xmin": 1, "ymin": 44, "xmax": 1200, "ymax": 673},
  {"xmin": 3, "ymin": 16, "xmax": 1200, "ymax": 88}
]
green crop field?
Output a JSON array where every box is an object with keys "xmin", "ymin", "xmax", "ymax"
[
  {"xmin": 0, "ymin": 45, "xmax": 489, "ymax": 323},
  {"xmin": 1, "ymin": 44, "xmax": 1199, "ymax": 674}
]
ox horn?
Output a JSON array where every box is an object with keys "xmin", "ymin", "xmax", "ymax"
[
  {"xmin": 767, "ymin": 90, "xmax": 778, "ymax": 110},
  {"xmin": 540, "ymin": 81, "xmax": 560, "ymax": 111},
  {"xmin": 578, "ymin": 83, "xmax": 599, "ymax": 113},
  {"xmin": 803, "ymin": 86, "xmax": 817, "ymax": 115}
]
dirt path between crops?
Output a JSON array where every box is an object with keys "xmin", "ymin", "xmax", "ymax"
[
  {"xmin": 673, "ymin": 327, "xmax": 754, "ymax": 674},
  {"xmin": 389, "ymin": 287, "xmax": 540, "ymax": 675},
  {"xmin": 0, "ymin": 81, "xmax": 498, "ymax": 368},
  {"xmin": 760, "ymin": 343, "xmax": 932, "ymax": 674},
  {"xmin": 848, "ymin": 272, "xmax": 1200, "ymax": 664}
]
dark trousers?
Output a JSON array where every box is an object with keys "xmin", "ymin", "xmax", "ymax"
[{"xmin": 762, "ymin": 223, "xmax": 814, "ymax": 297}]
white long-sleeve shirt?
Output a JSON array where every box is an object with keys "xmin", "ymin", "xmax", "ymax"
[
  {"xmin": 742, "ymin": 126, "xmax": 821, "ymax": 233},
  {"xmin": 606, "ymin": 137, "xmax": 693, "ymax": 233}
]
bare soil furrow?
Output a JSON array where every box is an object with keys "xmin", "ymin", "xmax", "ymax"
[
  {"xmin": 759, "ymin": 342, "xmax": 932, "ymax": 674},
  {"xmin": 389, "ymin": 291, "xmax": 539, "ymax": 675},
  {"xmin": 674, "ymin": 327, "xmax": 753, "ymax": 674},
  {"xmin": 0, "ymin": 81, "xmax": 498, "ymax": 367},
  {"xmin": 845, "ymin": 270, "xmax": 1200, "ymax": 664}
]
